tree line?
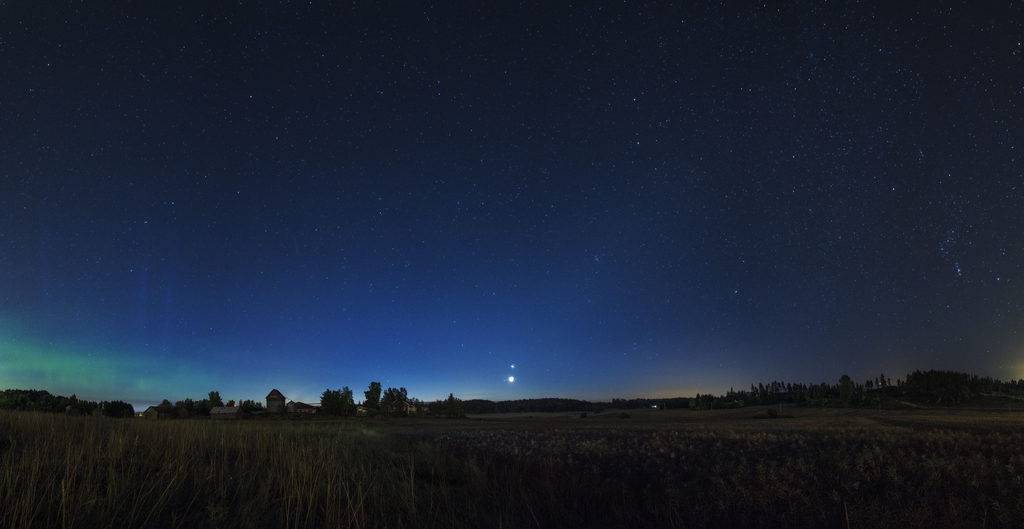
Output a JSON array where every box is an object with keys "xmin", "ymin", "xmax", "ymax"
[
  {"xmin": 319, "ymin": 381, "xmax": 466, "ymax": 417},
  {"xmin": 692, "ymin": 369, "xmax": 1024, "ymax": 410},
  {"xmin": 5, "ymin": 369, "xmax": 1021, "ymax": 419},
  {"xmin": 0, "ymin": 389, "xmax": 134, "ymax": 417}
]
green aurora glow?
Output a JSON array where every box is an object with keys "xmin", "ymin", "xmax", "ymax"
[{"xmin": 0, "ymin": 324, "xmax": 217, "ymax": 407}]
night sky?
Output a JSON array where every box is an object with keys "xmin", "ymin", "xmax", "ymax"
[{"xmin": 2, "ymin": 3, "xmax": 1022, "ymax": 410}]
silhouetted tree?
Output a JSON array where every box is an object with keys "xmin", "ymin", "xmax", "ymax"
[
  {"xmin": 321, "ymin": 388, "xmax": 341, "ymax": 414},
  {"xmin": 364, "ymin": 382, "xmax": 382, "ymax": 410},
  {"xmin": 101, "ymin": 400, "xmax": 135, "ymax": 418},
  {"xmin": 239, "ymin": 400, "xmax": 263, "ymax": 413},
  {"xmin": 381, "ymin": 387, "xmax": 409, "ymax": 416},
  {"xmin": 208, "ymin": 391, "xmax": 224, "ymax": 407},
  {"xmin": 339, "ymin": 386, "xmax": 355, "ymax": 415},
  {"xmin": 321, "ymin": 387, "xmax": 355, "ymax": 415},
  {"xmin": 443, "ymin": 393, "xmax": 465, "ymax": 417},
  {"xmin": 839, "ymin": 375, "xmax": 854, "ymax": 404},
  {"xmin": 196, "ymin": 398, "xmax": 213, "ymax": 414}
]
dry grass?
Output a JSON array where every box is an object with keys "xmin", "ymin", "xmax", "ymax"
[
  {"xmin": 2, "ymin": 408, "xmax": 1023, "ymax": 528},
  {"xmin": 0, "ymin": 413, "xmax": 417, "ymax": 529}
]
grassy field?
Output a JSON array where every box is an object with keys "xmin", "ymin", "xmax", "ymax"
[{"xmin": 2, "ymin": 407, "xmax": 1023, "ymax": 528}]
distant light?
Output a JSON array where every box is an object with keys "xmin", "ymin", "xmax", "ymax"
[
  {"xmin": 510, "ymin": 364, "xmax": 515, "ymax": 369},
  {"xmin": 507, "ymin": 376, "xmax": 515, "ymax": 383}
]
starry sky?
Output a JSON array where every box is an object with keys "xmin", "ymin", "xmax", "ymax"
[{"xmin": 2, "ymin": 2, "xmax": 1022, "ymax": 410}]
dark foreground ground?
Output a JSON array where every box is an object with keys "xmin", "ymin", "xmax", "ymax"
[{"xmin": 2, "ymin": 406, "xmax": 1022, "ymax": 528}]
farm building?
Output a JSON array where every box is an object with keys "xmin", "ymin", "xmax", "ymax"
[
  {"xmin": 266, "ymin": 389, "xmax": 286, "ymax": 413},
  {"xmin": 142, "ymin": 405, "xmax": 187, "ymax": 420},
  {"xmin": 287, "ymin": 401, "xmax": 318, "ymax": 414},
  {"xmin": 355, "ymin": 405, "xmax": 369, "ymax": 416},
  {"xmin": 210, "ymin": 406, "xmax": 241, "ymax": 419},
  {"xmin": 402, "ymin": 401, "xmax": 418, "ymax": 415}
]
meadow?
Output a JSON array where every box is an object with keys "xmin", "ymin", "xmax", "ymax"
[{"xmin": 2, "ymin": 407, "xmax": 1023, "ymax": 528}]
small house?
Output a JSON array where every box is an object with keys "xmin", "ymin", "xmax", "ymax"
[{"xmin": 355, "ymin": 405, "xmax": 369, "ymax": 416}]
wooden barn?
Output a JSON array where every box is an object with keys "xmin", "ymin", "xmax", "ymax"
[{"xmin": 266, "ymin": 389, "xmax": 286, "ymax": 413}]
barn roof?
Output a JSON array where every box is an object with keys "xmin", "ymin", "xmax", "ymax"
[{"xmin": 266, "ymin": 389, "xmax": 286, "ymax": 400}]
